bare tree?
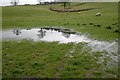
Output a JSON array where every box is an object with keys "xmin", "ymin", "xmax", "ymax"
[
  {"xmin": 63, "ymin": 2, "xmax": 71, "ymax": 9},
  {"xmin": 37, "ymin": 0, "xmax": 42, "ymax": 4},
  {"xmin": 63, "ymin": 2, "xmax": 67, "ymax": 9},
  {"xmin": 11, "ymin": 0, "xmax": 19, "ymax": 6},
  {"xmin": 56, "ymin": 0, "xmax": 71, "ymax": 9}
]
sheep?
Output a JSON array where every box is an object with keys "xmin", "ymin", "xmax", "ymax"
[
  {"xmin": 96, "ymin": 12, "xmax": 101, "ymax": 16},
  {"xmin": 66, "ymin": 12, "xmax": 69, "ymax": 14}
]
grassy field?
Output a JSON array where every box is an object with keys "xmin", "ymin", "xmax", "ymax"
[
  {"xmin": 2, "ymin": 40, "xmax": 118, "ymax": 78},
  {"xmin": 2, "ymin": 2, "xmax": 119, "ymax": 78}
]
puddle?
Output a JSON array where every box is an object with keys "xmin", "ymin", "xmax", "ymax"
[
  {"xmin": 1, "ymin": 27, "xmax": 118, "ymax": 54},
  {"xmin": 1, "ymin": 28, "xmax": 89, "ymax": 43}
]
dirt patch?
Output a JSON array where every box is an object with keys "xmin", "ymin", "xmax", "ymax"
[{"xmin": 50, "ymin": 8, "xmax": 99, "ymax": 12}]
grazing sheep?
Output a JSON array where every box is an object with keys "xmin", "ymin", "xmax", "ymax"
[
  {"xmin": 96, "ymin": 12, "xmax": 101, "ymax": 16},
  {"xmin": 66, "ymin": 12, "xmax": 69, "ymax": 14}
]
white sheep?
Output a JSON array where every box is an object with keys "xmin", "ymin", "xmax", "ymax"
[{"xmin": 96, "ymin": 12, "xmax": 101, "ymax": 16}]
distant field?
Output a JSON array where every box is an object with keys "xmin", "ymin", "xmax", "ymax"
[{"xmin": 2, "ymin": 2, "xmax": 118, "ymax": 40}]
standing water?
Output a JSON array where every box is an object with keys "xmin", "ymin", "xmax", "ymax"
[
  {"xmin": 1, "ymin": 27, "xmax": 118, "ymax": 54},
  {"xmin": 1, "ymin": 27, "xmax": 118, "ymax": 70}
]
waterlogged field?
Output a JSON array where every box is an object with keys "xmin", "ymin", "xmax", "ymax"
[{"xmin": 2, "ymin": 2, "xmax": 119, "ymax": 78}]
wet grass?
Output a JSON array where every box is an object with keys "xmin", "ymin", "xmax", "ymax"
[
  {"xmin": 2, "ymin": 40, "xmax": 73, "ymax": 78},
  {"xmin": 2, "ymin": 40, "xmax": 118, "ymax": 78},
  {"xmin": 2, "ymin": 2, "xmax": 118, "ymax": 41}
]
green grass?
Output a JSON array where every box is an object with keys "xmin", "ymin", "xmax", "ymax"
[
  {"xmin": 2, "ymin": 40, "xmax": 73, "ymax": 78},
  {"xmin": 2, "ymin": 2, "xmax": 118, "ymax": 40},
  {"xmin": 2, "ymin": 40, "xmax": 118, "ymax": 78}
]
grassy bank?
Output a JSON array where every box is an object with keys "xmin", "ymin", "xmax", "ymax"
[{"xmin": 2, "ymin": 2, "xmax": 118, "ymax": 40}]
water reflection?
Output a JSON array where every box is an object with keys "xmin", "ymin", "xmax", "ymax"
[
  {"xmin": 2, "ymin": 28, "xmax": 83, "ymax": 42},
  {"xmin": 37, "ymin": 29, "xmax": 46, "ymax": 38},
  {"xmin": 13, "ymin": 29, "xmax": 21, "ymax": 35},
  {"xmin": 62, "ymin": 32, "xmax": 70, "ymax": 38}
]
